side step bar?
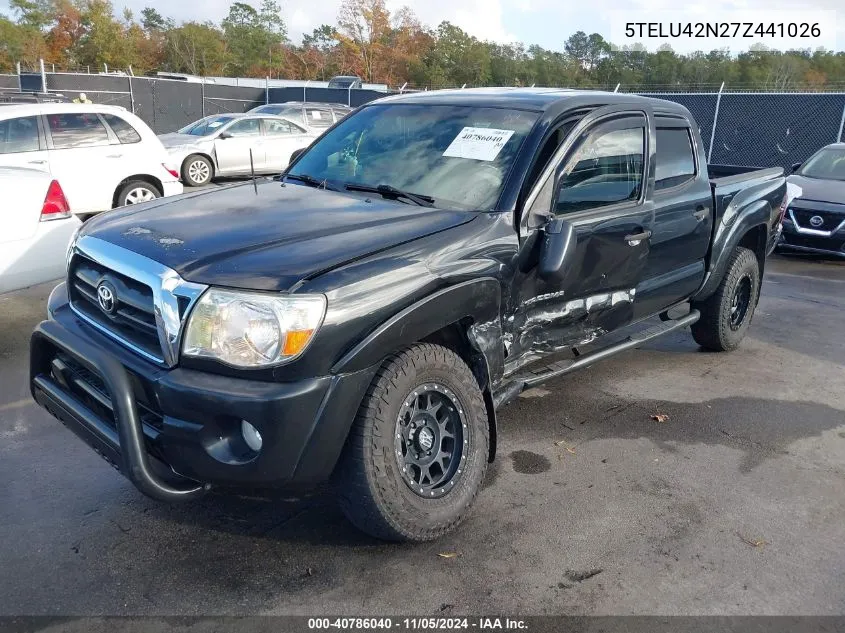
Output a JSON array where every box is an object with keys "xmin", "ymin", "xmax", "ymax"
[{"xmin": 494, "ymin": 310, "xmax": 700, "ymax": 408}]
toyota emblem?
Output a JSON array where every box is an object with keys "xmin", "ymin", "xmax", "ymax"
[
  {"xmin": 96, "ymin": 281, "xmax": 117, "ymax": 314},
  {"xmin": 809, "ymin": 215, "xmax": 824, "ymax": 228}
]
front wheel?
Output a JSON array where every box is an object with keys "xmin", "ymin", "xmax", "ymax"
[
  {"xmin": 334, "ymin": 343, "xmax": 489, "ymax": 542},
  {"xmin": 182, "ymin": 155, "xmax": 213, "ymax": 187},
  {"xmin": 691, "ymin": 246, "xmax": 760, "ymax": 351}
]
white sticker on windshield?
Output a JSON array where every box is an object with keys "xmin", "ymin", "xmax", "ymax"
[
  {"xmin": 443, "ymin": 127, "xmax": 515, "ymax": 161},
  {"xmin": 311, "ymin": 110, "xmax": 322, "ymax": 120},
  {"xmin": 208, "ymin": 121, "xmax": 224, "ymax": 128}
]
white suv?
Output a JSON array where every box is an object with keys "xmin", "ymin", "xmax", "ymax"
[{"xmin": 0, "ymin": 103, "xmax": 182, "ymax": 216}]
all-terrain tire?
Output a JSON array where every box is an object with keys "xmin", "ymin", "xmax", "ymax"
[
  {"xmin": 334, "ymin": 343, "xmax": 489, "ymax": 542},
  {"xmin": 691, "ymin": 246, "xmax": 760, "ymax": 352}
]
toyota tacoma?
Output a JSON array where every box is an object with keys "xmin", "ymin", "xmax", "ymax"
[{"xmin": 30, "ymin": 88, "xmax": 786, "ymax": 541}]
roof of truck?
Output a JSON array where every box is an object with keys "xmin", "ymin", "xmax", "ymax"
[{"xmin": 375, "ymin": 87, "xmax": 690, "ymax": 116}]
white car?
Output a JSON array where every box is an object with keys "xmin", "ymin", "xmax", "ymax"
[
  {"xmin": 158, "ymin": 113, "xmax": 318, "ymax": 187},
  {"xmin": 0, "ymin": 103, "xmax": 182, "ymax": 216},
  {"xmin": 0, "ymin": 167, "xmax": 81, "ymax": 294}
]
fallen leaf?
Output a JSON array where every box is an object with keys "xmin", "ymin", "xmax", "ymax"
[
  {"xmin": 738, "ymin": 533, "xmax": 767, "ymax": 548},
  {"xmin": 554, "ymin": 440, "xmax": 576, "ymax": 454},
  {"xmin": 651, "ymin": 413, "xmax": 670, "ymax": 423},
  {"xmin": 438, "ymin": 552, "xmax": 460, "ymax": 559}
]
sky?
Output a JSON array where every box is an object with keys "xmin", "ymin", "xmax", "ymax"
[{"xmin": 1, "ymin": 0, "xmax": 843, "ymax": 53}]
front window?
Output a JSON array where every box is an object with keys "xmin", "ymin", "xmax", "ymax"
[
  {"xmin": 555, "ymin": 126, "xmax": 645, "ymax": 215},
  {"xmin": 178, "ymin": 116, "xmax": 234, "ymax": 136},
  {"xmin": 799, "ymin": 147, "xmax": 845, "ymax": 181},
  {"xmin": 224, "ymin": 119, "xmax": 261, "ymax": 137},
  {"xmin": 288, "ymin": 104, "xmax": 538, "ymax": 210}
]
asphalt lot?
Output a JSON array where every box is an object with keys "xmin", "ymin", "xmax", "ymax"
[{"xmin": 1, "ymin": 254, "xmax": 844, "ymax": 616}]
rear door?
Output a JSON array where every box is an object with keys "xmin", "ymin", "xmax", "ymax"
[
  {"xmin": 214, "ymin": 118, "xmax": 265, "ymax": 175},
  {"xmin": 0, "ymin": 115, "xmax": 50, "ymax": 172},
  {"xmin": 44, "ymin": 111, "xmax": 118, "ymax": 214},
  {"xmin": 634, "ymin": 118, "xmax": 712, "ymax": 318},
  {"xmin": 261, "ymin": 118, "xmax": 313, "ymax": 171},
  {"xmin": 508, "ymin": 107, "xmax": 654, "ymax": 369}
]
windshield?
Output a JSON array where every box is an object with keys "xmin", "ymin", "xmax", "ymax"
[
  {"xmin": 799, "ymin": 147, "xmax": 845, "ymax": 181},
  {"xmin": 252, "ymin": 105, "xmax": 286, "ymax": 115},
  {"xmin": 178, "ymin": 116, "xmax": 234, "ymax": 136},
  {"xmin": 287, "ymin": 104, "xmax": 538, "ymax": 210}
]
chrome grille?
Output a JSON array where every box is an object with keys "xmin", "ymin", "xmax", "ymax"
[
  {"xmin": 791, "ymin": 208, "xmax": 842, "ymax": 232},
  {"xmin": 68, "ymin": 235, "xmax": 208, "ymax": 367},
  {"xmin": 69, "ymin": 254, "xmax": 163, "ymax": 361}
]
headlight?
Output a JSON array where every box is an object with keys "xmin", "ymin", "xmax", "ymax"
[{"xmin": 182, "ymin": 289, "xmax": 326, "ymax": 368}]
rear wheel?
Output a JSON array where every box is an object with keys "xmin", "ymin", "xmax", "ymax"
[
  {"xmin": 691, "ymin": 246, "xmax": 760, "ymax": 351},
  {"xmin": 182, "ymin": 155, "xmax": 213, "ymax": 187},
  {"xmin": 115, "ymin": 180, "xmax": 162, "ymax": 208},
  {"xmin": 334, "ymin": 343, "xmax": 489, "ymax": 542}
]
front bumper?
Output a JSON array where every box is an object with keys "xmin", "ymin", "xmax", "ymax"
[
  {"xmin": 778, "ymin": 202, "xmax": 845, "ymax": 258},
  {"xmin": 30, "ymin": 289, "xmax": 376, "ymax": 500}
]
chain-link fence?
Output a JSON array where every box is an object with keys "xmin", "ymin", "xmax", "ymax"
[
  {"xmin": 643, "ymin": 90, "xmax": 845, "ymax": 171},
  {"xmin": 9, "ymin": 70, "xmax": 845, "ymax": 169}
]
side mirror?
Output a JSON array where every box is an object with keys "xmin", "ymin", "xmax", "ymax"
[
  {"xmin": 217, "ymin": 132, "xmax": 232, "ymax": 140},
  {"xmin": 791, "ymin": 162, "xmax": 802, "ymax": 173},
  {"xmin": 538, "ymin": 217, "xmax": 577, "ymax": 282},
  {"xmin": 289, "ymin": 147, "xmax": 306, "ymax": 164}
]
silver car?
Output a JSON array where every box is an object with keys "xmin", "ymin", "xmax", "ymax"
[
  {"xmin": 248, "ymin": 102, "xmax": 352, "ymax": 132},
  {"xmin": 159, "ymin": 113, "xmax": 317, "ymax": 187}
]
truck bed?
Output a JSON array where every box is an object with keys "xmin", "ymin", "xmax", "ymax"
[
  {"xmin": 708, "ymin": 164, "xmax": 784, "ymax": 186},
  {"xmin": 708, "ymin": 164, "xmax": 784, "ymax": 219}
]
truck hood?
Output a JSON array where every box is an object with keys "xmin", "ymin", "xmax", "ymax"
[
  {"xmin": 787, "ymin": 174, "xmax": 845, "ymax": 205},
  {"xmin": 82, "ymin": 180, "xmax": 475, "ymax": 291}
]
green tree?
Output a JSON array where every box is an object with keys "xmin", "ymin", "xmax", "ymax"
[
  {"xmin": 222, "ymin": 1, "xmax": 287, "ymax": 76},
  {"xmin": 424, "ymin": 22, "xmax": 490, "ymax": 87},
  {"xmin": 164, "ymin": 21, "xmax": 227, "ymax": 76}
]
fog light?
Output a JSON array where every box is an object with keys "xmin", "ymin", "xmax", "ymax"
[{"xmin": 241, "ymin": 420, "xmax": 263, "ymax": 452}]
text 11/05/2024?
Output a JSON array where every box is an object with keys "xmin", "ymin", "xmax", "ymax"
[{"xmin": 307, "ymin": 618, "xmax": 528, "ymax": 630}]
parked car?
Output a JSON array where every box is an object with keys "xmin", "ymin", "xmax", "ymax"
[
  {"xmin": 248, "ymin": 101, "xmax": 353, "ymax": 131},
  {"xmin": 0, "ymin": 103, "xmax": 182, "ymax": 216},
  {"xmin": 779, "ymin": 142, "xmax": 845, "ymax": 257},
  {"xmin": 30, "ymin": 88, "xmax": 785, "ymax": 542},
  {"xmin": 0, "ymin": 90, "xmax": 70, "ymax": 105},
  {"xmin": 1, "ymin": 167, "xmax": 81, "ymax": 294},
  {"xmin": 159, "ymin": 113, "xmax": 318, "ymax": 187},
  {"xmin": 327, "ymin": 75, "xmax": 362, "ymax": 90}
]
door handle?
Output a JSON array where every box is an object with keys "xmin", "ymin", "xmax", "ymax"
[
  {"xmin": 693, "ymin": 206, "xmax": 709, "ymax": 221},
  {"xmin": 28, "ymin": 159, "xmax": 47, "ymax": 165},
  {"xmin": 624, "ymin": 230, "xmax": 652, "ymax": 246},
  {"xmin": 106, "ymin": 154, "xmax": 123, "ymax": 159}
]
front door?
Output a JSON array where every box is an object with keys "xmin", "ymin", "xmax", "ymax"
[
  {"xmin": 214, "ymin": 118, "xmax": 265, "ymax": 175},
  {"xmin": 506, "ymin": 107, "xmax": 654, "ymax": 374}
]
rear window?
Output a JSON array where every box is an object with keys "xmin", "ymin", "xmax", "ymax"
[
  {"xmin": 48, "ymin": 113, "xmax": 111, "ymax": 149},
  {"xmin": 655, "ymin": 127, "xmax": 696, "ymax": 190},
  {"xmin": 0, "ymin": 116, "xmax": 40, "ymax": 153},
  {"xmin": 102, "ymin": 114, "xmax": 141, "ymax": 144},
  {"xmin": 306, "ymin": 108, "xmax": 333, "ymax": 128}
]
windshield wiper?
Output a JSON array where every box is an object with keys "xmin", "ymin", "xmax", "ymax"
[
  {"xmin": 285, "ymin": 173, "xmax": 339, "ymax": 191},
  {"xmin": 345, "ymin": 183, "xmax": 435, "ymax": 207}
]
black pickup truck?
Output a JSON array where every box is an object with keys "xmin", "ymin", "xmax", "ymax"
[{"xmin": 30, "ymin": 89, "xmax": 786, "ymax": 542}]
